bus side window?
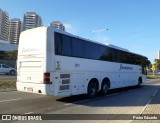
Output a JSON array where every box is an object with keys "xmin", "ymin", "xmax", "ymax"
[
  {"xmin": 72, "ymin": 38, "xmax": 84, "ymax": 58},
  {"xmin": 112, "ymin": 49, "xmax": 117, "ymax": 62},
  {"xmin": 55, "ymin": 32, "xmax": 62, "ymax": 55},
  {"xmin": 62, "ymin": 34, "xmax": 72, "ymax": 56}
]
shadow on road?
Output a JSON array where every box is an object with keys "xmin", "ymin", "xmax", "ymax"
[{"xmin": 57, "ymin": 84, "xmax": 160, "ymax": 107}]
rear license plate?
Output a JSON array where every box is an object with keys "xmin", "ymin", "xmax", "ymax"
[{"xmin": 27, "ymin": 87, "xmax": 33, "ymax": 92}]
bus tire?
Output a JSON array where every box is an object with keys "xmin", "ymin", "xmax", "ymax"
[
  {"xmin": 101, "ymin": 79, "xmax": 110, "ymax": 95},
  {"xmin": 87, "ymin": 81, "xmax": 97, "ymax": 98},
  {"xmin": 137, "ymin": 77, "xmax": 142, "ymax": 87}
]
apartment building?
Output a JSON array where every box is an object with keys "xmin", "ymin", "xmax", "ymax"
[
  {"xmin": 0, "ymin": 9, "xmax": 9, "ymax": 41},
  {"xmin": 23, "ymin": 12, "xmax": 42, "ymax": 31},
  {"xmin": 8, "ymin": 18, "xmax": 22, "ymax": 44},
  {"xmin": 50, "ymin": 21, "xmax": 65, "ymax": 31}
]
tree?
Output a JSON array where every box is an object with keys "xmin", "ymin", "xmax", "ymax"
[
  {"xmin": 4, "ymin": 50, "xmax": 18, "ymax": 59},
  {"xmin": 154, "ymin": 59, "xmax": 160, "ymax": 70}
]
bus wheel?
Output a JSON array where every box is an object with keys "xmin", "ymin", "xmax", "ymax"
[
  {"xmin": 137, "ymin": 77, "xmax": 142, "ymax": 87},
  {"xmin": 101, "ymin": 80, "xmax": 109, "ymax": 95},
  {"xmin": 87, "ymin": 81, "xmax": 97, "ymax": 98}
]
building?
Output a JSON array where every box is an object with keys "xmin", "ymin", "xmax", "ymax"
[
  {"xmin": 157, "ymin": 50, "xmax": 160, "ymax": 60},
  {"xmin": 23, "ymin": 12, "xmax": 42, "ymax": 31},
  {"xmin": 0, "ymin": 9, "xmax": 9, "ymax": 41},
  {"xmin": 50, "ymin": 21, "xmax": 65, "ymax": 31},
  {"xmin": 8, "ymin": 18, "xmax": 22, "ymax": 44}
]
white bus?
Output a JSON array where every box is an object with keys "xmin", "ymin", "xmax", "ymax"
[{"xmin": 16, "ymin": 26, "xmax": 148, "ymax": 97}]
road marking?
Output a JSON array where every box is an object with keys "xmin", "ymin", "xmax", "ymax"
[
  {"xmin": 140, "ymin": 87, "xmax": 159, "ymax": 115},
  {"xmin": 152, "ymin": 88, "xmax": 159, "ymax": 97},
  {"xmin": 0, "ymin": 98, "xmax": 22, "ymax": 103},
  {"xmin": 140, "ymin": 98, "xmax": 151, "ymax": 115},
  {"xmin": 24, "ymin": 112, "xmax": 34, "ymax": 114}
]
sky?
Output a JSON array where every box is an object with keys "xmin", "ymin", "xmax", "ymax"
[{"xmin": 1, "ymin": 0, "xmax": 160, "ymax": 63}]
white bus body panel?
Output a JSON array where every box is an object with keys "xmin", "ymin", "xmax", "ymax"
[
  {"xmin": 16, "ymin": 26, "xmax": 146, "ymax": 96},
  {"xmin": 17, "ymin": 27, "xmax": 55, "ymax": 95},
  {"xmin": 54, "ymin": 56, "xmax": 146, "ymax": 96}
]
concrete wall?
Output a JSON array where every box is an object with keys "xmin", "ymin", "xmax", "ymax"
[{"xmin": 0, "ymin": 40, "xmax": 18, "ymax": 52}]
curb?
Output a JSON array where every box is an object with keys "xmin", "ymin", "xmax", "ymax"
[{"xmin": 0, "ymin": 88, "xmax": 17, "ymax": 92}]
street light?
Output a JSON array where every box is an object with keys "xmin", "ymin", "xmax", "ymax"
[{"xmin": 91, "ymin": 28, "xmax": 108, "ymax": 33}]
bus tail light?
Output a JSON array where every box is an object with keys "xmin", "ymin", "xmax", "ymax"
[{"xmin": 44, "ymin": 73, "xmax": 50, "ymax": 84}]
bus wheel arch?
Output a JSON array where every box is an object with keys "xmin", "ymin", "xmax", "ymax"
[
  {"xmin": 137, "ymin": 77, "xmax": 142, "ymax": 87},
  {"xmin": 87, "ymin": 78, "xmax": 99, "ymax": 98},
  {"xmin": 101, "ymin": 77, "xmax": 110, "ymax": 95}
]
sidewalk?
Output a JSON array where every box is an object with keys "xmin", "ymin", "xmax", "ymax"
[{"xmin": 131, "ymin": 86, "xmax": 160, "ymax": 123}]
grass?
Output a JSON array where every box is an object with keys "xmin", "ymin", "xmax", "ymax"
[
  {"xmin": 0, "ymin": 75, "xmax": 159, "ymax": 90},
  {"xmin": 147, "ymin": 74, "xmax": 160, "ymax": 79},
  {"xmin": 0, "ymin": 81, "xmax": 16, "ymax": 90}
]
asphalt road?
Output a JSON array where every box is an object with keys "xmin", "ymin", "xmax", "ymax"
[{"xmin": 0, "ymin": 79, "xmax": 160, "ymax": 123}]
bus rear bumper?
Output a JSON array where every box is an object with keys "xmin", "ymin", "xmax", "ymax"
[{"xmin": 16, "ymin": 82, "xmax": 54, "ymax": 96}]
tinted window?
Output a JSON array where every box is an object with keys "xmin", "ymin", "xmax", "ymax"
[
  {"xmin": 101, "ymin": 47, "xmax": 112, "ymax": 61},
  {"xmin": 55, "ymin": 32, "xmax": 62, "ymax": 55},
  {"xmin": 85, "ymin": 42, "xmax": 96, "ymax": 59},
  {"xmin": 117, "ymin": 50, "xmax": 121, "ymax": 63},
  {"xmin": 72, "ymin": 38, "xmax": 84, "ymax": 58},
  {"xmin": 127, "ymin": 53, "xmax": 133, "ymax": 64},
  {"xmin": 112, "ymin": 49, "xmax": 117, "ymax": 62},
  {"xmin": 54, "ymin": 33, "xmax": 145, "ymax": 65},
  {"xmin": 135, "ymin": 56, "xmax": 141, "ymax": 65},
  {"xmin": 84, "ymin": 42, "xmax": 105, "ymax": 60},
  {"xmin": 122, "ymin": 52, "xmax": 128, "ymax": 63},
  {"xmin": 62, "ymin": 35, "xmax": 72, "ymax": 56}
]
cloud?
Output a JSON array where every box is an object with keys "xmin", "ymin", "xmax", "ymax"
[
  {"xmin": 63, "ymin": 23, "xmax": 72, "ymax": 30},
  {"xmin": 63, "ymin": 23, "xmax": 78, "ymax": 35}
]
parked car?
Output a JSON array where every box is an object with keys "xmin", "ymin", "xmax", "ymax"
[{"xmin": 0, "ymin": 64, "xmax": 16, "ymax": 75}]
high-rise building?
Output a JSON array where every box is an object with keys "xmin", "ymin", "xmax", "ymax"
[
  {"xmin": 0, "ymin": 9, "xmax": 9, "ymax": 41},
  {"xmin": 50, "ymin": 21, "xmax": 65, "ymax": 31},
  {"xmin": 23, "ymin": 12, "xmax": 42, "ymax": 31},
  {"xmin": 8, "ymin": 18, "xmax": 22, "ymax": 44},
  {"xmin": 157, "ymin": 50, "xmax": 160, "ymax": 60}
]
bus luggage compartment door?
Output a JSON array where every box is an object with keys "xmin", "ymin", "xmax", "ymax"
[{"xmin": 71, "ymin": 73, "xmax": 85, "ymax": 95}]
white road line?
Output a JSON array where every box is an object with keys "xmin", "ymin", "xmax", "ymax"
[
  {"xmin": 0, "ymin": 98, "xmax": 22, "ymax": 103},
  {"xmin": 152, "ymin": 88, "xmax": 159, "ymax": 97},
  {"xmin": 24, "ymin": 112, "xmax": 34, "ymax": 114},
  {"xmin": 140, "ymin": 87, "xmax": 159, "ymax": 115},
  {"xmin": 140, "ymin": 98, "xmax": 151, "ymax": 115}
]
